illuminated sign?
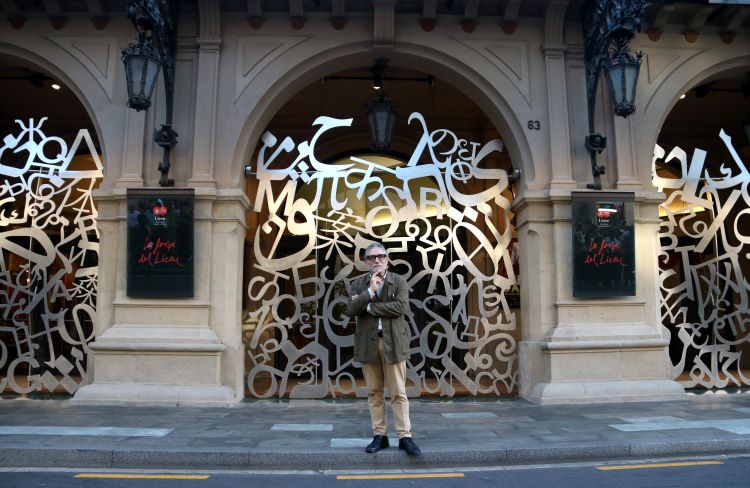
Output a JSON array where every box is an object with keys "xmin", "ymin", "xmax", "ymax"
[
  {"xmin": 572, "ymin": 192, "xmax": 635, "ymax": 297},
  {"xmin": 126, "ymin": 189, "xmax": 194, "ymax": 298}
]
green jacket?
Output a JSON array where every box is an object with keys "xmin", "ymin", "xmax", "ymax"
[{"xmin": 347, "ymin": 271, "xmax": 410, "ymax": 364}]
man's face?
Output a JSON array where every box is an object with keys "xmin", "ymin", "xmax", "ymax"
[{"xmin": 364, "ymin": 247, "xmax": 388, "ymax": 274}]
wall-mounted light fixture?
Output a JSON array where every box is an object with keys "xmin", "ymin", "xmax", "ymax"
[
  {"xmin": 582, "ymin": 0, "xmax": 647, "ymax": 189},
  {"xmin": 122, "ymin": 35, "xmax": 160, "ymax": 111},
  {"xmin": 605, "ymin": 40, "xmax": 642, "ymax": 117},
  {"xmin": 122, "ymin": 0, "xmax": 179, "ymax": 187}
]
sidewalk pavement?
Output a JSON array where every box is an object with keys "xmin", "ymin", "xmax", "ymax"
[{"xmin": 1, "ymin": 392, "xmax": 750, "ymax": 470}]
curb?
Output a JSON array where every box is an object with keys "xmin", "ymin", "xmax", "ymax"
[{"xmin": 2, "ymin": 440, "xmax": 750, "ymax": 470}]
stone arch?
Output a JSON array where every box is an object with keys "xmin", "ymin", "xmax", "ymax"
[
  {"xmin": 633, "ymin": 48, "xmax": 750, "ymax": 184},
  {"xmin": 642, "ymin": 46, "xmax": 750, "ymax": 390},
  {"xmin": 225, "ymin": 40, "xmax": 536, "ymax": 190},
  {"xmin": 0, "ymin": 41, "xmax": 121, "ymax": 182},
  {"xmin": 237, "ymin": 39, "xmax": 526, "ymax": 399},
  {"xmin": 0, "ymin": 42, "xmax": 109, "ymax": 396}
]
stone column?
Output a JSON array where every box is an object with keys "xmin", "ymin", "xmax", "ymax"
[
  {"xmin": 74, "ymin": 189, "xmax": 249, "ymax": 405},
  {"xmin": 205, "ymin": 189, "xmax": 251, "ymax": 400},
  {"xmin": 188, "ymin": 0, "xmax": 221, "ymax": 188},
  {"xmin": 188, "ymin": 36, "xmax": 221, "ymax": 188},
  {"xmin": 514, "ymin": 190, "xmax": 684, "ymax": 404},
  {"xmin": 544, "ymin": 0, "xmax": 577, "ymax": 189},
  {"xmin": 515, "ymin": 190, "xmax": 560, "ymax": 399}
]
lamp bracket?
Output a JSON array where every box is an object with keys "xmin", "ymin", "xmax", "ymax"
[
  {"xmin": 585, "ymin": 133, "xmax": 607, "ymax": 153},
  {"xmin": 324, "ymin": 57, "xmax": 435, "ymax": 88},
  {"xmin": 154, "ymin": 124, "xmax": 178, "ymax": 149},
  {"xmin": 157, "ymin": 161, "xmax": 174, "ymax": 187},
  {"xmin": 126, "ymin": 0, "xmax": 180, "ymax": 186},
  {"xmin": 371, "ymin": 57, "xmax": 387, "ymax": 88},
  {"xmin": 323, "ymin": 74, "xmax": 434, "ymax": 85},
  {"xmin": 581, "ymin": 0, "xmax": 647, "ymax": 189}
]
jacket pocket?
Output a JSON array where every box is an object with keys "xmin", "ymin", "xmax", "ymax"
[{"xmin": 392, "ymin": 321, "xmax": 409, "ymax": 358}]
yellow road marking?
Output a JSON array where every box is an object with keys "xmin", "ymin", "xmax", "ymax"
[
  {"xmin": 597, "ymin": 461, "xmax": 723, "ymax": 471},
  {"xmin": 337, "ymin": 473, "xmax": 464, "ymax": 480},
  {"xmin": 75, "ymin": 474, "xmax": 210, "ymax": 480}
]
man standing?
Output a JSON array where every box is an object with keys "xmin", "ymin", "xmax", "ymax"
[{"xmin": 347, "ymin": 242, "xmax": 421, "ymax": 456}]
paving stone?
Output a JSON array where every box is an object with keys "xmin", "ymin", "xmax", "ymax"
[{"xmin": 0, "ymin": 395, "xmax": 749, "ymax": 469}]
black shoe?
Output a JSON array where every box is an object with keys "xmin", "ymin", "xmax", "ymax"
[
  {"xmin": 365, "ymin": 435, "xmax": 389, "ymax": 453},
  {"xmin": 398, "ymin": 437, "xmax": 421, "ymax": 456}
]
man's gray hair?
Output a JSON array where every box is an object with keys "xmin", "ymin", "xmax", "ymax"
[{"xmin": 364, "ymin": 242, "xmax": 387, "ymax": 256}]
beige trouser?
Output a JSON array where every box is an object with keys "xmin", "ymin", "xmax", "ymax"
[{"xmin": 361, "ymin": 338, "xmax": 411, "ymax": 439}]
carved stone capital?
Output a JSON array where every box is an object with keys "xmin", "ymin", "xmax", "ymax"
[
  {"xmin": 91, "ymin": 16, "xmax": 109, "ymax": 30},
  {"xmin": 330, "ymin": 16, "xmax": 346, "ymax": 30},
  {"xmin": 247, "ymin": 16, "xmax": 263, "ymax": 29},
  {"xmin": 501, "ymin": 21, "xmax": 517, "ymax": 35},
  {"xmin": 290, "ymin": 16, "xmax": 305, "ymax": 30},
  {"xmin": 419, "ymin": 18, "xmax": 436, "ymax": 32},
  {"xmin": 460, "ymin": 19, "xmax": 478, "ymax": 33}
]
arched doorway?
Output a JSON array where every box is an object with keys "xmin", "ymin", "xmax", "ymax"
[
  {"xmin": 0, "ymin": 54, "xmax": 102, "ymax": 396},
  {"xmin": 653, "ymin": 68, "xmax": 750, "ymax": 390},
  {"xmin": 242, "ymin": 64, "xmax": 520, "ymax": 399}
]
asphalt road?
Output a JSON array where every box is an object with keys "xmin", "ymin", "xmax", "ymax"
[{"xmin": 1, "ymin": 455, "xmax": 749, "ymax": 488}]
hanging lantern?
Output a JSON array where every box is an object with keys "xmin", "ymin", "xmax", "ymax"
[
  {"xmin": 365, "ymin": 92, "xmax": 397, "ymax": 152},
  {"xmin": 605, "ymin": 48, "xmax": 642, "ymax": 118},
  {"xmin": 121, "ymin": 37, "xmax": 161, "ymax": 112}
]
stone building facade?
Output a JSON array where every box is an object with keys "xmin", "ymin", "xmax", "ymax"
[{"xmin": 0, "ymin": 0, "xmax": 748, "ymax": 405}]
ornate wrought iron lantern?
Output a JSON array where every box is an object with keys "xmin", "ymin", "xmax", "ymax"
[
  {"xmin": 365, "ymin": 92, "xmax": 397, "ymax": 152},
  {"xmin": 122, "ymin": 35, "xmax": 161, "ymax": 111},
  {"xmin": 122, "ymin": 0, "xmax": 179, "ymax": 187},
  {"xmin": 605, "ymin": 42, "xmax": 643, "ymax": 117},
  {"xmin": 582, "ymin": 0, "xmax": 647, "ymax": 189}
]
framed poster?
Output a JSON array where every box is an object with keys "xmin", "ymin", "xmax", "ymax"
[
  {"xmin": 127, "ymin": 188, "xmax": 194, "ymax": 298},
  {"xmin": 572, "ymin": 192, "xmax": 635, "ymax": 297}
]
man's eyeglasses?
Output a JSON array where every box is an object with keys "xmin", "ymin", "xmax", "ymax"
[{"xmin": 365, "ymin": 254, "xmax": 387, "ymax": 262}]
